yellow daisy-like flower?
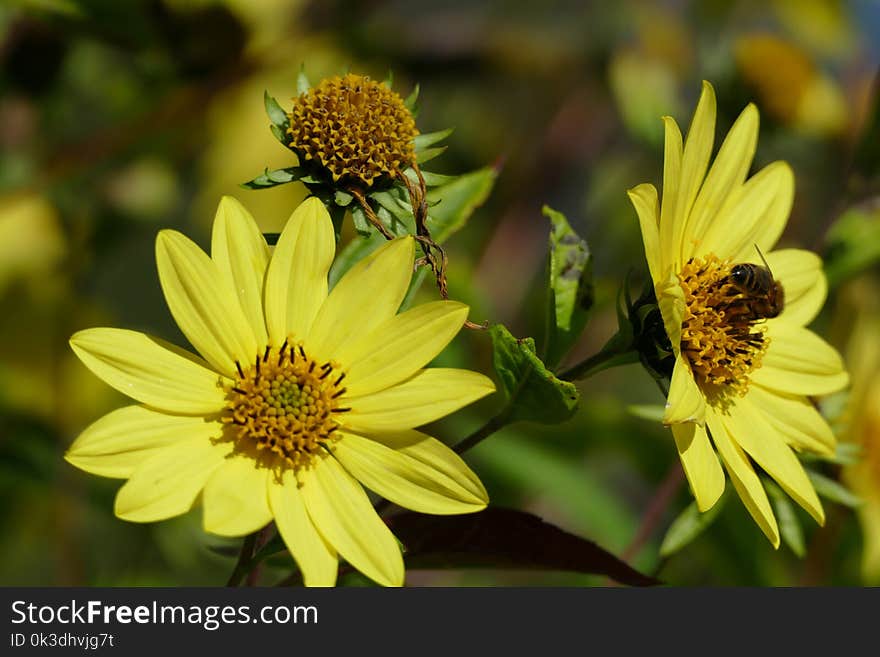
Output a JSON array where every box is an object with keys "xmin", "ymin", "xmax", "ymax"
[
  {"xmin": 65, "ymin": 196, "xmax": 494, "ymax": 586},
  {"xmin": 629, "ymin": 81, "xmax": 849, "ymax": 546}
]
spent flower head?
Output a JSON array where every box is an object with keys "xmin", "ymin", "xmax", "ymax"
[
  {"xmin": 66, "ymin": 195, "xmax": 494, "ymax": 586},
  {"xmin": 629, "ymin": 81, "xmax": 849, "ymax": 547}
]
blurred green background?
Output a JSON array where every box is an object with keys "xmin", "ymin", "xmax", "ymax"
[{"xmin": 1, "ymin": 0, "xmax": 878, "ymax": 586}]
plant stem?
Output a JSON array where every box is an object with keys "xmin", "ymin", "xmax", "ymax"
[
  {"xmin": 226, "ymin": 532, "xmax": 259, "ymax": 587},
  {"xmin": 557, "ymin": 346, "xmax": 638, "ymax": 381},
  {"xmin": 453, "ymin": 410, "xmax": 513, "ymax": 455}
]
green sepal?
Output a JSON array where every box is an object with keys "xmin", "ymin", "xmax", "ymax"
[
  {"xmin": 659, "ymin": 493, "xmax": 727, "ymax": 558},
  {"xmin": 240, "ymin": 166, "xmax": 314, "ymax": 189},
  {"xmin": 416, "ymin": 146, "xmax": 446, "ymax": 165},
  {"xmin": 404, "ymin": 83, "xmax": 420, "ymax": 114},
  {"xmin": 542, "ymin": 205, "xmax": 594, "ymax": 367},
  {"xmin": 414, "ymin": 128, "xmax": 454, "ymax": 152},
  {"xmin": 296, "ymin": 66, "xmax": 310, "ymax": 96},
  {"xmin": 489, "ymin": 323, "xmax": 580, "ymax": 425}
]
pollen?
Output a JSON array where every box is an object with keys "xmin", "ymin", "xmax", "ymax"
[
  {"xmin": 678, "ymin": 254, "xmax": 769, "ymax": 396},
  {"xmin": 222, "ymin": 341, "xmax": 349, "ymax": 470},
  {"xmin": 287, "ymin": 73, "xmax": 418, "ymax": 187}
]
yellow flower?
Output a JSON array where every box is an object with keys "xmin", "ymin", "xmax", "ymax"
[
  {"xmin": 65, "ymin": 196, "xmax": 494, "ymax": 586},
  {"xmin": 629, "ymin": 81, "xmax": 849, "ymax": 546}
]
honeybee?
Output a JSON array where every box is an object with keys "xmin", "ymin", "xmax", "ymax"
[{"xmin": 725, "ymin": 247, "xmax": 785, "ymax": 321}]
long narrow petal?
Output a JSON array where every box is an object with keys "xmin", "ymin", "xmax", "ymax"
[
  {"xmin": 686, "ymin": 103, "xmax": 758, "ymax": 252},
  {"xmin": 70, "ymin": 328, "xmax": 228, "ymax": 414},
  {"xmin": 657, "ymin": 272, "xmax": 686, "ymax": 349},
  {"xmin": 66, "ymin": 405, "xmax": 222, "ymax": 478},
  {"xmin": 156, "ymin": 229, "xmax": 257, "ymax": 377},
  {"xmin": 202, "ymin": 455, "xmax": 274, "ymax": 536},
  {"xmin": 749, "ymin": 384, "xmax": 836, "ymax": 456},
  {"xmin": 663, "ymin": 354, "xmax": 706, "ymax": 425},
  {"xmin": 330, "ymin": 430, "xmax": 488, "ymax": 514},
  {"xmin": 628, "ymin": 183, "xmax": 662, "ymax": 283},
  {"xmin": 268, "ymin": 470, "xmax": 338, "ymax": 586},
  {"xmin": 766, "ymin": 249, "xmax": 827, "ymax": 327},
  {"xmin": 671, "ymin": 422, "xmax": 725, "ymax": 512},
  {"xmin": 264, "ymin": 197, "xmax": 336, "ymax": 345},
  {"xmin": 722, "ymin": 398, "xmax": 825, "ymax": 525},
  {"xmin": 337, "ymin": 301, "xmax": 469, "ymax": 397},
  {"xmin": 673, "ymin": 81, "xmax": 716, "ymax": 265},
  {"xmin": 300, "ymin": 455, "xmax": 404, "ymax": 587},
  {"xmin": 700, "ymin": 162, "xmax": 793, "ymax": 262},
  {"xmin": 114, "ymin": 436, "xmax": 229, "ymax": 522},
  {"xmin": 750, "ymin": 323, "xmax": 849, "ymax": 396},
  {"xmin": 658, "ymin": 116, "xmax": 683, "ymax": 274},
  {"xmin": 211, "ymin": 196, "xmax": 269, "ymax": 346},
  {"xmin": 307, "ymin": 237, "xmax": 415, "ymax": 361},
  {"xmin": 707, "ymin": 408, "xmax": 780, "ymax": 547},
  {"xmin": 341, "ymin": 368, "xmax": 495, "ymax": 433}
]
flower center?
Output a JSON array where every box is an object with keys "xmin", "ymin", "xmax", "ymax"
[
  {"xmin": 222, "ymin": 341, "xmax": 349, "ymax": 470},
  {"xmin": 287, "ymin": 73, "xmax": 418, "ymax": 187},
  {"xmin": 678, "ymin": 254, "xmax": 770, "ymax": 396}
]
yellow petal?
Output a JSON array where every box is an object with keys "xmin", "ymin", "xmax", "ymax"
[
  {"xmin": 331, "ymin": 430, "xmax": 488, "ymax": 514},
  {"xmin": 114, "ymin": 436, "xmax": 228, "ymax": 522},
  {"xmin": 707, "ymin": 407, "xmax": 780, "ymax": 547},
  {"xmin": 722, "ymin": 398, "xmax": 824, "ymax": 525},
  {"xmin": 156, "ymin": 229, "xmax": 257, "ymax": 377},
  {"xmin": 300, "ymin": 455, "xmax": 404, "ymax": 587},
  {"xmin": 750, "ymin": 322, "xmax": 849, "ymax": 396},
  {"xmin": 268, "ymin": 470, "xmax": 338, "ymax": 587},
  {"xmin": 211, "ymin": 196, "xmax": 269, "ymax": 346},
  {"xmin": 673, "ymin": 80, "xmax": 716, "ymax": 264},
  {"xmin": 656, "ymin": 272, "xmax": 685, "ymax": 349},
  {"xmin": 766, "ymin": 249, "xmax": 827, "ymax": 327},
  {"xmin": 307, "ymin": 237, "xmax": 415, "ymax": 361},
  {"xmin": 337, "ymin": 301, "xmax": 469, "ymax": 397},
  {"xmin": 749, "ymin": 384, "xmax": 836, "ymax": 456},
  {"xmin": 264, "ymin": 197, "xmax": 336, "ymax": 345},
  {"xmin": 342, "ymin": 368, "xmax": 495, "ymax": 433},
  {"xmin": 701, "ymin": 161, "xmax": 793, "ymax": 262},
  {"xmin": 69, "ymin": 328, "xmax": 228, "ymax": 414},
  {"xmin": 628, "ymin": 183, "xmax": 662, "ymax": 283},
  {"xmin": 664, "ymin": 354, "xmax": 706, "ymax": 425},
  {"xmin": 66, "ymin": 405, "xmax": 221, "ymax": 478},
  {"xmin": 671, "ymin": 422, "xmax": 725, "ymax": 512},
  {"xmin": 202, "ymin": 454, "xmax": 274, "ymax": 536},
  {"xmin": 658, "ymin": 116, "xmax": 683, "ymax": 274},
  {"xmin": 687, "ymin": 103, "xmax": 758, "ymax": 253}
]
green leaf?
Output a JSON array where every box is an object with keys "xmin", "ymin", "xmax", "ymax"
[
  {"xmin": 264, "ymin": 90, "xmax": 288, "ymax": 128},
  {"xmin": 414, "ymin": 128, "xmax": 454, "ymax": 152},
  {"xmin": 334, "ymin": 190, "xmax": 354, "ymax": 207},
  {"xmin": 296, "ymin": 66, "xmax": 310, "ymax": 96},
  {"xmin": 765, "ymin": 480, "xmax": 805, "ymax": 557},
  {"xmin": 404, "ymin": 83, "xmax": 420, "ymax": 112},
  {"xmin": 412, "ymin": 169, "xmax": 455, "ymax": 187},
  {"xmin": 416, "ymin": 146, "xmax": 447, "ymax": 165},
  {"xmin": 391, "ymin": 507, "xmax": 660, "ymax": 586},
  {"xmin": 489, "ymin": 323, "xmax": 579, "ymax": 424},
  {"xmin": 824, "ymin": 205, "xmax": 880, "ymax": 288},
  {"xmin": 659, "ymin": 494, "xmax": 727, "ymax": 558},
  {"xmin": 240, "ymin": 166, "xmax": 308, "ymax": 189},
  {"xmin": 806, "ymin": 470, "xmax": 862, "ymax": 508},
  {"xmin": 542, "ymin": 205, "xmax": 594, "ymax": 367}
]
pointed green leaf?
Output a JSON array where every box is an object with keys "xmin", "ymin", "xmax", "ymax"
[
  {"xmin": 391, "ymin": 508, "xmax": 660, "ymax": 586},
  {"xmin": 659, "ymin": 494, "xmax": 727, "ymax": 558},
  {"xmin": 416, "ymin": 146, "xmax": 447, "ymax": 165},
  {"xmin": 334, "ymin": 190, "xmax": 354, "ymax": 207},
  {"xmin": 296, "ymin": 66, "xmax": 310, "ymax": 96},
  {"xmin": 264, "ymin": 90, "xmax": 288, "ymax": 128},
  {"xmin": 806, "ymin": 470, "xmax": 863, "ymax": 508},
  {"xmin": 269, "ymin": 124, "xmax": 286, "ymax": 144},
  {"xmin": 404, "ymin": 83, "xmax": 420, "ymax": 111},
  {"xmin": 543, "ymin": 205, "xmax": 594, "ymax": 367},
  {"xmin": 414, "ymin": 128, "xmax": 454, "ymax": 151},
  {"xmin": 240, "ymin": 167, "xmax": 303, "ymax": 189},
  {"xmin": 766, "ymin": 480, "xmax": 805, "ymax": 557},
  {"xmin": 489, "ymin": 323, "xmax": 579, "ymax": 424}
]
